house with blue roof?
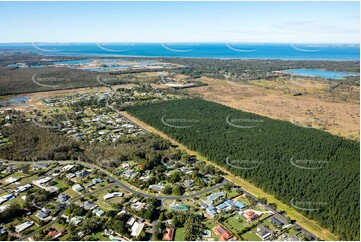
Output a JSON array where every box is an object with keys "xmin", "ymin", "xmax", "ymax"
[
  {"xmin": 95, "ymin": 209, "xmax": 105, "ymax": 217},
  {"xmin": 216, "ymin": 200, "xmax": 246, "ymax": 212},
  {"xmin": 235, "ymin": 201, "xmax": 246, "ymax": 209},
  {"xmin": 206, "ymin": 205, "xmax": 217, "ymax": 217},
  {"xmin": 86, "ymin": 183, "xmax": 95, "ymax": 188},
  {"xmin": 206, "ymin": 191, "xmax": 226, "ymax": 204}
]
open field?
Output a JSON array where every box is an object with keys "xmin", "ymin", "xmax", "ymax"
[
  {"xmin": 120, "ymin": 111, "xmax": 339, "ymax": 241},
  {"xmin": 188, "ymin": 77, "xmax": 360, "ymax": 140}
]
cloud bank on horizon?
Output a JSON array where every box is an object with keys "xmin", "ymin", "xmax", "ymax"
[{"xmin": 0, "ymin": 1, "xmax": 359, "ymax": 43}]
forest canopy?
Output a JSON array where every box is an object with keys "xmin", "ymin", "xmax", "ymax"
[{"xmin": 128, "ymin": 98, "xmax": 360, "ymax": 241}]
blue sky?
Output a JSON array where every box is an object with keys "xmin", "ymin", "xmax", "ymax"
[{"xmin": 0, "ymin": 1, "xmax": 359, "ymax": 43}]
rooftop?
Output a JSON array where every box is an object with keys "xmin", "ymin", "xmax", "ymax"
[{"xmin": 131, "ymin": 222, "xmax": 145, "ymax": 237}]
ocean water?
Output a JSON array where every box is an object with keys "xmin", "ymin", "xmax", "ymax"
[
  {"xmin": 0, "ymin": 43, "xmax": 359, "ymax": 60},
  {"xmin": 282, "ymin": 69, "xmax": 358, "ymax": 80}
]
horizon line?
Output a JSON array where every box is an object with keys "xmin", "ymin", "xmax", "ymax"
[{"xmin": 0, "ymin": 42, "xmax": 359, "ymax": 45}]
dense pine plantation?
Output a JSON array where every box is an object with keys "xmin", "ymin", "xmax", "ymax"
[{"xmin": 128, "ymin": 98, "xmax": 360, "ymax": 241}]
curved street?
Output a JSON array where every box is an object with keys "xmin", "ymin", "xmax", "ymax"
[
  {"xmin": 5, "ymin": 159, "xmax": 227, "ymax": 240},
  {"xmin": 5, "ymin": 160, "xmax": 227, "ymax": 200}
]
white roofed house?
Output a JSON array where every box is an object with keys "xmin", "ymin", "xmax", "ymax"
[
  {"xmin": 32, "ymin": 163, "xmax": 49, "ymax": 170},
  {"xmin": 0, "ymin": 194, "xmax": 15, "ymax": 204},
  {"xmin": 61, "ymin": 164, "xmax": 75, "ymax": 172},
  {"xmin": 15, "ymin": 221, "xmax": 34, "ymax": 233},
  {"xmin": 32, "ymin": 177, "xmax": 59, "ymax": 193},
  {"xmin": 66, "ymin": 173, "xmax": 75, "ymax": 179},
  {"xmin": 83, "ymin": 201, "xmax": 97, "ymax": 210},
  {"xmin": 103, "ymin": 192, "xmax": 123, "ymax": 200},
  {"xmin": 0, "ymin": 204, "xmax": 9, "ymax": 213},
  {"xmin": 131, "ymin": 222, "xmax": 145, "ymax": 237},
  {"xmin": 32, "ymin": 177, "xmax": 52, "ymax": 186},
  {"xmin": 95, "ymin": 209, "xmax": 105, "ymax": 217},
  {"xmin": 72, "ymin": 184, "xmax": 84, "ymax": 192},
  {"xmin": 14, "ymin": 184, "xmax": 32, "ymax": 193},
  {"xmin": 57, "ymin": 193, "xmax": 70, "ymax": 204},
  {"xmin": 5, "ymin": 177, "xmax": 19, "ymax": 184},
  {"xmin": 184, "ymin": 179, "xmax": 194, "ymax": 187},
  {"xmin": 206, "ymin": 191, "xmax": 226, "ymax": 205},
  {"xmin": 121, "ymin": 124, "xmax": 134, "ymax": 129},
  {"xmin": 127, "ymin": 217, "xmax": 136, "ymax": 227},
  {"xmin": 149, "ymin": 184, "xmax": 164, "ymax": 192},
  {"xmin": 131, "ymin": 201, "xmax": 146, "ymax": 211}
]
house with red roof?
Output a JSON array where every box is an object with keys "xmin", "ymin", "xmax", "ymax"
[
  {"xmin": 212, "ymin": 225, "xmax": 236, "ymax": 241},
  {"xmin": 242, "ymin": 209, "xmax": 259, "ymax": 222},
  {"xmin": 163, "ymin": 228, "xmax": 175, "ymax": 241}
]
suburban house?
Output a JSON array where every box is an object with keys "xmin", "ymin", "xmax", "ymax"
[
  {"xmin": 47, "ymin": 230, "xmax": 63, "ymax": 239},
  {"xmin": 33, "ymin": 177, "xmax": 52, "ymax": 186},
  {"xmin": 0, "ymin": 204, "xmax": 9, "ymax": 213},
  {"xmin": 131, "ymin": 201, "xmax": 146, "ymax": 211},
  {"xmin": 66, "ymin": 173, "xmax": 76, "ymax": 179},
  {"xmin": 183, "ymin": 179, "xmax": 194, "ymax": 187},
  {"xmin": 212, "ymin": 225, "xmax": 235, "ymax": 241},
  {"xmin": 216, "ymin": 200, "xmax": 246, "ymax": 212},
  {"xmin": 123, "ymin": 169, "xmax": 137, "ymax": 179},
  {"xmin": 206, "ymin": 192, "xmax": 226, "ymax": 204},
  {"xmin": 5, "ymin": 177, "xmax": 19, "ymax": 184},
  {"xmin": 103, "ymin": 192, "xmax": 123, "ymax": 200},
  {"xmin": 163, "ymin": 228, "xmax": 175, "ymax": 241},
  {"xmin": 36, "ymin": 208, "xmax": 51, "ymax": 221},
  {"xmin": 93, "ymin": 209, "xmax": 105, "ymax": 217},
  {"xmin": 86, "ymin": 183, "xmax": 95, "ymax": 188},
  {"xmin": 72, "ymin": 184, "xmax": 84, "ymax": 192},
  {"xmin": 256, "ymin": 224, "xmax": 272, "ymax": 240},
  {"xmin": 61, "ymin": 164, "xmax": 75, "ymax": 172},
  {"xmin": 15, "ymin": 221, "xmax": 34, "ymax": 233},
  {"xmin": 57, "ymin": 193, "xmax": 70, "ymax": 203},
  {"xmin": 32, "ymin": 163, "xmax": 49, "ymax": 170},
  {"xmin": 206, "ymin": 205, "xmax": 217, "ymax": 217},
  {"xmin": 0, "ymin": 194, "xmax": 15, "ymax": 204},
  {"xmin": 32, "ymin": 177, "xmax": 59, "ymax": 193},
  {"xmin": 76, "ymin": 170, "xmax": 91, "ymax": 178},
  {"xmin": 127, "ymin": 217, "xmax": 136, "ymax": 227},
  {"xmin": 270, "ymin": 216, "xmax": 284, "ymax": 227},
  {"xmin": 131, "ymin": 222, "xmax": 145, "ymax": 237},
  {"xmin": 83, "ymin": 201, "xmax": 97, "ymax": 210},
  {"xmin": 149, "ymin": 184, "xmax": 164, "ymax": 192},
  {"xmin": 69, "ymin": 216, "xmax": 84, "ymax": 226},
  {"xmin": 242, "ymin": 209, "xmax": 259, "ymax": 222},
  {"xmin": 92, "ymin": 178, "xmax": 103, "ymax": 183},
  {"xmin": 199, "ymin": 202, "xmax": 208, "ymax": 209},
  {"xmin": 14, "ymin": 184, "xmax": 32, "ymax": 193}
]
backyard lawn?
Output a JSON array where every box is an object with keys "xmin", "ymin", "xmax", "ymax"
[
  {"xmin": 223, "ymin": 213, "xmax": 247, "ymax": 234},
  {"xmin": 174, "ymin": 227, "xmax": 185, "ymax": 241},
  {"xmin": 241, "ymin": 228, "xmax": 262, "ymax": 241}
]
